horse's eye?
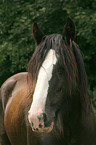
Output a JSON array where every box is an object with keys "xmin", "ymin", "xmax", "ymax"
[{"xmin": 58, "ymin": 67, "xmax": 64, "ymax": 76}]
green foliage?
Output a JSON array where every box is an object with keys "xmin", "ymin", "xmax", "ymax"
[{"xmin": 0, "ymin": 0, "xmax": 96, "ymax": 111}]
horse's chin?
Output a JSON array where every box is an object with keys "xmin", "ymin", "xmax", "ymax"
[{"xmin": 31, "ymin": 122, "xmax": 54, "ymax": 133}]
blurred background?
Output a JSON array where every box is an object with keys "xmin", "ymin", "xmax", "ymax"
[{"xmin": 0, "ymin": 0, "xmax": 96, "ymax": 115}]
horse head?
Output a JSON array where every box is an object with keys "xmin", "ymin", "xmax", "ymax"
[{"xmin": 28, "ymin": 17, "xmax": 77, "ymax": 134}]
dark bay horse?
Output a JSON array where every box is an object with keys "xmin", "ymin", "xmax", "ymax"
[{"xmin": 0, "ymin": 17, "xmax": 96, "ymax": 145}]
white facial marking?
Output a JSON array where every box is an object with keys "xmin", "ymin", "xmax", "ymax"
[{"xmin": 28, "ymin": 49, "xmax": 57, "ymax": 128}]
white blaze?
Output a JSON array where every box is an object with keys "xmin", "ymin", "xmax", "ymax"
[{"xmin": 28, "ymin": 49, "xmax": 57, "ymax": 125}]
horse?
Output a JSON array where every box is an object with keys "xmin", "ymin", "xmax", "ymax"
[{"xmin": 0, "ymin": 17, "xmax": 96, "ymax": 145}]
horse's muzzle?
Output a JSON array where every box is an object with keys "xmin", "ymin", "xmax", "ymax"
[{"xmin": 28, "ymin": 112, "xmax": 54, "ymax": 133}]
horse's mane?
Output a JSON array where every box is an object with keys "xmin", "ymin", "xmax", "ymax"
[
  {"xmin": 28, "ymin": 34, "xmax": 79, "ymax": 94},
  {"xmin": 72, "ymin": 41, "xmax": 90, "ymax": 111},
  {"xmin": 26, "ymin": 33, "xmax": 92, "ymax": 140}
]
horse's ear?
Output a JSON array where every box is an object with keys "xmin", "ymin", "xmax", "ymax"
[
  {"xmin": 62, "ymin": 17, "xmax": 76, "ymax": 42},
  {"xmin": 32, "ymin": 22, "xmax": 45, "ymax": 46}
]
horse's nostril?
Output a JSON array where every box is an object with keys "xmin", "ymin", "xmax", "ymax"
[
  {"xmin": 42, "ymin": 113, "xmax": 47, "ymax": 123},
  {"xmin": 39, "ymin": 124, "xmax": 43, "ymax": 128},
  {"xmin": 37, "ymin": 113, "xmax": 47, "ymax": 123}
]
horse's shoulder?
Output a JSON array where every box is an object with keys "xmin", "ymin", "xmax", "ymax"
[{"xmin": 1, "ymin": 72, "xmax": 28, "ymax": 110}]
